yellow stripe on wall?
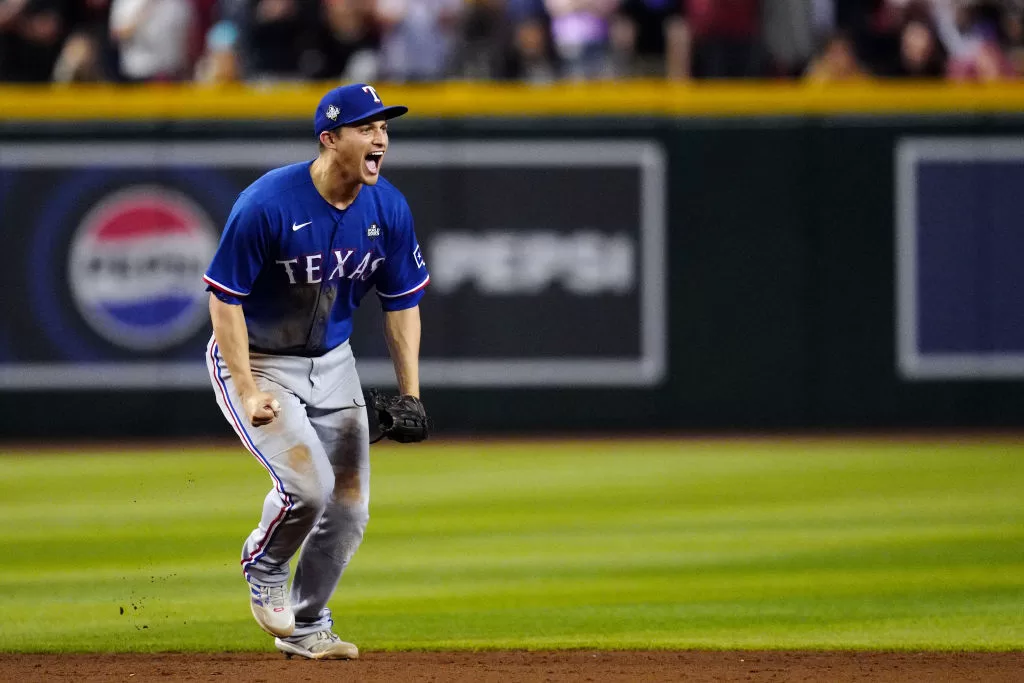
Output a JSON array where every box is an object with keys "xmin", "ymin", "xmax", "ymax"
[{"xmin": 3, "ymin": 81, "xmax": 1024, "ymax": 120}]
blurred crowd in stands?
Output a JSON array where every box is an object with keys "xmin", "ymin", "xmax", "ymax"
[{"xmin": 1, "ymin": 0, "xmax": 1022, "ymax": 84}]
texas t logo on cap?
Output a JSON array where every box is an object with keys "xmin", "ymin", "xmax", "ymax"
[{"xmin": 314, "ymin": 84, "xmax": 408, "ymax": 137}]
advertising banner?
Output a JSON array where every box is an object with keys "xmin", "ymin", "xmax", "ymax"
[
  {"xmin": 897, "ymin": 138, "xmax": 1024, "ymax": 379},
  {"xmin": 0, "ymin": 140, "xmax": 666, "ymax": 389}
]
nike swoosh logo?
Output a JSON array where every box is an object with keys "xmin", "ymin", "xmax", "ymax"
[{"xmin": 292, "ymin": 221, "xmax": 312, "ymax": 232}]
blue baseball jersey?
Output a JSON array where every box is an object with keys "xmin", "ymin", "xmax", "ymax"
[{"xmin": 204, "ymin": 161, "xmax": 429, "ymax": 356}]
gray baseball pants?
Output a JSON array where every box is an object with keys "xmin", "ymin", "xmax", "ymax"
[{"xmin": 206, "ymin": 336, "xmax": 370, "ymax": 638}]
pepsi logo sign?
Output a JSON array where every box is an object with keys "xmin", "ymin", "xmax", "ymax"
[{"xmin": 68, "ymin": 186, "xmax": 218, "ymax": 351}]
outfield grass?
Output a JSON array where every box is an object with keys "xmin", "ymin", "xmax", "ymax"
[{"xmin": 0, "ymin": 439, "xmax": 1022, "ymax": 652}]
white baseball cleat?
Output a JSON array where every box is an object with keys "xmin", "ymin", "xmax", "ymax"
[
  {"xmin": 275, "ymin": 630, "xmax": 360, "ymax": 660},
  {"xmin": 248, "ymin": 581, "xmax": 295, "ymax": 637}
]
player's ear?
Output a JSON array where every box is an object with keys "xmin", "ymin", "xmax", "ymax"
[{"xmin": 319, "ymin": 129, "xmax": 337, "ymax": 150}]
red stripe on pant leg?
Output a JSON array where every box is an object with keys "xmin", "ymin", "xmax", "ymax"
[{"xmin": 207, "ymin": 337, "xmax": 294, "ymax": 573}]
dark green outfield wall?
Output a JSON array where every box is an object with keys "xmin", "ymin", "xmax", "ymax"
[{"xmin": 2, "ymin": 114, "xmax": 1023, "ymax": 438}]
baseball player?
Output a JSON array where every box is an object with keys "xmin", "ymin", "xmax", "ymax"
[{"xmin": 203, "ymin": 83, "xmax": 430, "ymax": 660}]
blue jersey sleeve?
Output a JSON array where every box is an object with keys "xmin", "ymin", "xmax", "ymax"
[
  {"xmin": 203, "ymin": 194, "xmax": 272, "ymax": 305},
  {"xmin": 375, "ymin": 196, "xmax": 429, "ymax": 311}
]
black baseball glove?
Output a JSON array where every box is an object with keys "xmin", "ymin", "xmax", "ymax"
[{"xmin": 366, "ymin": 390, "xmax": 430, "ymax": 444}]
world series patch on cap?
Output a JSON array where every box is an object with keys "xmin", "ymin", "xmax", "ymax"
[{"xmin": 314, "ymin": 84, "xmax": 409, "ymax": 137}]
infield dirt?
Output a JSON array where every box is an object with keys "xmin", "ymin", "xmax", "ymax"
[{"xmin": 4, "ymin": 651, "xmax": 1023, "ymax": 682}]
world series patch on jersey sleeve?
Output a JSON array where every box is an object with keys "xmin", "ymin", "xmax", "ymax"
[{"xmin": 203, "ymin": 161, "xmax": 429, "ymax": 356}]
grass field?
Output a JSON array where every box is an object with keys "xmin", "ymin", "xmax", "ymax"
[{"xmin": 1, "ymin": 438, "xmax": 1023, "ymax": 653}]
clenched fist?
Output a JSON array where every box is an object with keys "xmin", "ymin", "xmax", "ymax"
[{"xmin": 242, "ymin": 390, "xmax": 281, "ymax": 427}]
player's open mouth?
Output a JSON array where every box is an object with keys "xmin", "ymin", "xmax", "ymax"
[{"xmin": 365, "ymin": 151, "xmax": 384, "ymax": 175}]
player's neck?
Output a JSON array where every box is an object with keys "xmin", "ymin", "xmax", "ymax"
[{"xmin": 310, "ymin": 156, "xmax": 362, "ymax": 210}]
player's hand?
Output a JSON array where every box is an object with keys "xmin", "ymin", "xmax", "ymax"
[{"xmin": 242, "ymin": 390, "xmax": 281, "ymax": 427}]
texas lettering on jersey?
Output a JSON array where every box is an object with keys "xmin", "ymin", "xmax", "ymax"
[
  {"xmin": 203, "ymin": 161, "xmax": 429, "ymax": 355},
  {"xmin": 276, "ymin": 249, "xmax": 385, "ymax": 285}
]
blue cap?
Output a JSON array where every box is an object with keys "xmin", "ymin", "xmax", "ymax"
[{"xmin": 314, "ymin": 83, "xmax": 408, "ymax": 138}]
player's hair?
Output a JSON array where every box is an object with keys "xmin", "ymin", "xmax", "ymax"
[{"xmin": 318, "ymin": 126, "xmax": 343, "ymax": 153}]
